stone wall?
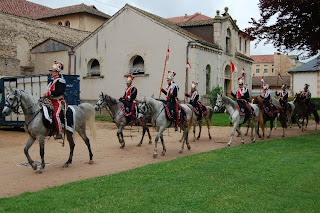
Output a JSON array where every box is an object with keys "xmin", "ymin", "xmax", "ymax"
[{"xmin": 0, "ymin": 12, "xmax": 90, "ymax": 76}]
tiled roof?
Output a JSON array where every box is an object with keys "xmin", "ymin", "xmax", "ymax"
[
  {"xmin": 167, "ymin": 13, "xmax": 211, "ymax": 23},
  {"xmin": 251, "ymin": 55, "xmax": 274, "ymax": 63},
  {"xmin": 252, "ymin": 76, "xmax": 290, "ymax": 87},
  {"xmin": 0, "ymin": 0, "xmax": 52, "ymax": 19},
  {"xmin": 127, "ymin": 4, "xmax": 221, "ymax": 50},
  {"xmin": 37, "ymin": 4, "xmax": 110, "ymax": 19},
  {"xmin": 288, "ymin": 56, "xmax": 319, "ymax": 73}
]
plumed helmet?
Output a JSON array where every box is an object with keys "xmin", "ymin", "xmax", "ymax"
[
  {"xmin": 126, "ymin": 74, "xmax": 135, "ymax": 83},
  {"xmin": 238, "ymin": 77, "xmax": 244, "ymax": 85},
  {"xmin": 263, "ymin": 84, "xmax": 270, "ymax": 90},
  {"xmin": 281, "ymin": 84, "xmax": 287, "ymax": 89},
  {"xmin": 304, "ymin": 83, "xmax": 310, "ymax": 89},
  {"xmin": 49, "ymin": 61, "xmax": 64, "ymax": 72},
  {"xmin": 167, "ymin": 70, "xmax": 176, "ymax": 80},
  {"xmin": 191, "ymin": 81, "xmax": 198, "ymax": 89}
]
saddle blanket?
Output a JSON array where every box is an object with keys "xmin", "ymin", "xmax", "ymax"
[{"xmin": 42, "ymin": 105, "xmax": 76, "ymax": 133}]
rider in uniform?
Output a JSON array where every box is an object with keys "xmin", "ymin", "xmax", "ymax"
[
  {"xmin": 301, "ymin": 83, "xmax": 311, "ymax": 115},
  {"xmin": 119, "ymin": 74, "xmax": 138, "ymax": 117},
  {"xmin": 275, "ymin": 83, "xmax": 288, "ymax": 111},
  {"xmin": 161, "ymin": 71, "xmax": 179, "ymax": 131},
  {"xmin": 43, "ymin": 61, "xmax": 66, "ymax": 139},
  {"xmin": 185, "ymin": 81, "xmax": 203, "ymax": 121},
  {"xmin": 231, "ymin": 77, "xmax": 251, "ymax": 120},
  {"xmin": 260, "ymin": 84, "xmax": 273, "ymax": 116}
]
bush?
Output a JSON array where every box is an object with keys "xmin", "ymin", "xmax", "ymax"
[
  {"xmin": 206, "ymin": 86, "xmax": 225, "ymax": 112},
  {"xmin": 311, "ymin": 97, "xmax": 320, "ymax": 109}
]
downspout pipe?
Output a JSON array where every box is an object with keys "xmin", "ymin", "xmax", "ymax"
[{"xmin": 185, "ymin": 41, "xmax": 193, "ymax": 95}]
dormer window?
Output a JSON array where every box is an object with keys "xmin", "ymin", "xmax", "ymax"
[
  {"xmin": 58, "ymin": 22, "xmax": 62, "ymax": 26},
  {"xmin": 65, "ymin": 21, "xmax": 70, "ymax": 28}
]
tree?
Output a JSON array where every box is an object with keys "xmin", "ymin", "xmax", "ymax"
[{"xmin": 246, "ymin": 0, "xmax": 320, "ymax": 58}]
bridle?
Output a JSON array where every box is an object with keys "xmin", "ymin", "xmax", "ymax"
[{"xmin": 5, "ymin": 93, "xmax": 21, "ymax": 114}]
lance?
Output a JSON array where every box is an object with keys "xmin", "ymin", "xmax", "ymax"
[
  {"xmin": 184, "ymin": 62, "xmax": 191, "ymax": 103},
  {"xmin": 159, "ymin": 41, "xmax": 170, "ymax": 100}
]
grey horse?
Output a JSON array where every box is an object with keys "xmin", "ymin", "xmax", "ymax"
[
  {"xmin": 94, "ymin": 92, "xmax": 152, "ymax": 148},
  {"xmin": 137, "ymin": 97, "xmax": 194, "ymax": 158},
  {"xmin": 2, "ymin": 87, "xmax": 96, "ymax": 174},
  {"xmin": 214, "ymin": 94, "xmax": 257, "ymax": 146}
]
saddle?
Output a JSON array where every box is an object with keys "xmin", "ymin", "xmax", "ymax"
[
  {"xmin": 163, "ymin": 102, "xmax": 188, "ymax": 128},
  {"xmin": 120, "ymin": 100, "xmax": 139, "ymax": 123},
  {"xmin": 263, "ymin": 101, "xmax": 278, "ymax": 117}
]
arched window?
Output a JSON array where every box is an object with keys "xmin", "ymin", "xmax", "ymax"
[
  {"xmin": 206, "ymin": 65, "xmax": 211, "ymax": 94},
  {"xmin": 239, "ymin": 37, "xmax": 242, "ymax": 51},
  {"xmin": 226, "ymin": 29, "xmax": 231, "ymax": 53},
  {"xmin": 129, "ymin": 55, "xmax": 145, "ymax": 75},
  {"xmin": 65, "ymin": 21, "xmax": 70, "ymax": 28},
  {"xmin": 87, "ymin": 59, "xmax": 100, "ymax": 76},
  {"xmin": 224, "ymin": 65, "xmax": 231, "ymax": 96},
  {"xmin": 58, "ymin": 22, "xmax": 62, "ymax": 26}
]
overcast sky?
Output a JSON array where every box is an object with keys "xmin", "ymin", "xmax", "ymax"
[{"xmin": 28, "ymin": 0, "xmax": 315, "ymax": 62}]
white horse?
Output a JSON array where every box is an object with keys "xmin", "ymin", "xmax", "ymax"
[
  {"xmin": 138, "ymin": 97, "xmax": 194, "ymax": 158},
  {"xmin": 2, "ymin": 87, "xmax": 96, "ymax": 173},
  {"xmin": 214, "ymin": 94, "xmax": 257, "ymax": 146}
]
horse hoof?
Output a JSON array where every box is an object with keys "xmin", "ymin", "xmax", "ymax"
[
  {"xmin": 161, "ymin": 151, "xmax": 166, "ymax": 156},
  {"xmin": 137, "ymin": 143, "xmax": 142, "ymax": 147},
  {"xmin": 188, "ymin": 146, "xmax": 191, "ymax": 150},
  {"xmin": 209, "ymin": 136, "xmax": 212, "ymax": 140},
  {"xmin": 149, "ymin": 141, "xmax": 152, "ymax": 145},
  {"xmin": 89, "ymin": 160, "xmax": 94, "ymax": 165},
  {"xmin": 179, "ymin": 150, "xmax": 183, "ymax": 154},
  {"xmin": 31, "ymin": 163, "xmax": 37, "ymax": 170},
  {"xmin": 153, "ymin": 153, "xmax": 158, "ymax": 158},
  {"xmin": 241, "ymin": 141, "xmax": 244, "ymax": 144},
  {"xmin": 282, "ymin": 135, "xmax": 285, "ymax": 138},
  {"xmin": 62, "ymin": 163, "xmax": 69, "ymax": 168},
  {"xmin": 227, "ymin": 144, "xmax": 231, "ymax": 147},
  {"xmin": 196, "ymin": 137, "xmax": 200, "ymax": 140},
  {"xmin": 36, "ymin": 169, "xmax": 43, "ymax": 174},
  {"xmin": 267, "ymin": 136, "xmax": 270, "ymax": 138},
  {"xmin": 120, "ymin": 145, "xmax": 125, "ymax": 149}
]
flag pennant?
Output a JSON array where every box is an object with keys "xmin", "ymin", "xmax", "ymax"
[
  {"xmin": 261, "ymin": 76, "xmax": 265, "ymax": 87},
  {"xmin": 230, "ymin": 61, "xmax": 237, "ymax": 72},
  {"xmin": 186, "ymin": 61, "xmax": 191, "ymax": 69},
  {"xmin": 278, "ymin": 73, "xmax": 284, "ymax": 82},
  {"xmin": 166, "ymin": 48, "xmax": 170, "ymax": 62}
]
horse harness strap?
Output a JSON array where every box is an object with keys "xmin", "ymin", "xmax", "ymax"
[
  {"xmin": 154, "ymin": 104, "xmax": 165, "ymax": 127},
  {"xmin": 25, "ymin": 109, "xmax": 41, "ymax": 135}
]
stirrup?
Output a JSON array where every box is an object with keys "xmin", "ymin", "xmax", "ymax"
[{"xmin": 54, "ymin": 134, "xmax": 62, "ymax": 140}]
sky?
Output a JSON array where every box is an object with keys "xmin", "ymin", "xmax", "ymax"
[{"xmin": 28, "ymin": 0, "xmax": 316, "ymax": 62}]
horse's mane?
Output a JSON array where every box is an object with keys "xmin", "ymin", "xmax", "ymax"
[
  {"xmin": 104, "ymin": 93, "xmax": 118, "ymax": 105},
  {"xmin": 221, "ymin": 95, "xmax": 237, "ymax": 109}
]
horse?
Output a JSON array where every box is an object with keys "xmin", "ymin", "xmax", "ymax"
[
  {"xmin": 214, "ymin": 94, "xmax": 257, "ymax": 146},
  {"xmin": 2, "ymin": 87, "xmax": 96, "ymax": 174},
  {"xmin": 137, "ymin": 97, "xmax": 194, "ymax": 158},
  {"xmin": 253, "ymin": 96, "xmax": 287, "ymax": 139},
  {"xmin": 293, "ymin": 93, "xmax": 319, "ymax": 131},
  {"xmin": 272, "ymin": 98, "xmax": 295, "ymax": 129},
  {"xmin": 94, "ymin": 92, "xmax": 152, "ymax": 148},
  {"xmin": 191, "ymin": 105, "xmax": 214, "ymax": 141}
]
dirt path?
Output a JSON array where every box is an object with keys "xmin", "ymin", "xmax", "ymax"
[{"xmin": 0, "ymin": 122, "xmax": 318, "ymax": 198}]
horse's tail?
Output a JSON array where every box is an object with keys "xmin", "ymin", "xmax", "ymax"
[
  {"xmin": 206, "ymin": 106, "xmax": 214, "ymax": 126},
  {"xmin": 79, "ymin": 103, "xmax": 97, "ymax": 141},
  {"xmin": 186, "ymin": 104, "xmax": 194, "ymax": 131},
  {"xmin": 313, "ymin": 110, "xmax": 319, "ymax": 124}
]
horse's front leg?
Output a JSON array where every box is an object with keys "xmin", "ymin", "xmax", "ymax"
[
  {"xmin": 36, "ymin": 136, "xmax": 46, "ymax": 174},
  {"xmin": 179, "ymin": 128, "xmax": 187, "ymax": 153},
  {"xmin": 63, "ymin": 132, "xmax": 75, "ymax": 168},
  {"xmin": 250, "ymin": 121, "xmax": 256, "ymax": 143},
  {"xmin": 267, "ymin": 119, "xmax": 273, "ymax": 138},
  {"xmin": 205, "ymin": 117, "xmax": 212, "ymax": 140},
  {"xmin": 117, "ymin": 126, "xmax": 125, "ymax": 148},
  {"xmin": 228, "ymin": 122, "xmax": 238, "ymax": 146},
  {"xmin": 24, "ymin": 136, "xmax": 37, "ymax": 171},
  {"xmin": 137, "ymin": 124, "xmax": 147, "ymax": 147},
  {"xmin": 160, "ymin": 133, "xmax": 166, "ymax": 156},
  {"xmin": 154, "ymin": 126, "xmax": 165, "ymax": 158}
]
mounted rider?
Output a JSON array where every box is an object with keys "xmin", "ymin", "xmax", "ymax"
[
  {"xmin": 275, "ymin": 83, "xmax": 289, "ymax": 110},
  {"xmin": 119, "ymin": 74, "xmax": 138, "ymax": 118},
  {"xmin": 301, "ymin": 83, "xmax": 311, "ymax": 115},
  {"xmin": 43, "ymin": 61, "xmax": 66, "ymax": 140},
  {"xmin": 260, "ymin": 84, "xmax": 274, "ymax": 116},
  {"xmin": 161, "ymin": 71, "xmax": 179, "ymax": 131},
  {"xmin": 185, "ymin": 81, "xmax": 205, "ymax": 121},
  {"xmin": 231, "ymin": 77, "xmax": 251, "ymax": 120}
]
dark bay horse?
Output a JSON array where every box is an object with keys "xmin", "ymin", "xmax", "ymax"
[
  {"xmin": 293, "ymin": 93, "xmax": 319, "ymax": 131},
  {"xmin": 191, "ymin": 105, "xmax": 214, "ymax": 141},
  {"xmin": 94, "ymin": 92, "xmax": 152, "ymax": 148},
  {"xmin": 2, "ymin": 88, "xmax": 96, "ymax": 173},
  {"xmin": 253, "ymin": 96, "xmax": 287, "ymax": 139}
]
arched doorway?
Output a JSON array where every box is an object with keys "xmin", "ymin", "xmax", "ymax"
[{"xmin": 205, "ymin": 64, "xmax": 211, "ymax": 94}]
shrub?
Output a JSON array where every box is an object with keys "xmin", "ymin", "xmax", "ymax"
[{"xmin": 207, "ymin": 86, "xmax": 225, "ymax": 112}]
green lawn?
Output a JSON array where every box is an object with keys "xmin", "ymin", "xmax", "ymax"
[{"xmin": 1, "ymin": 133, "xmax": 319, "ymax": 212}]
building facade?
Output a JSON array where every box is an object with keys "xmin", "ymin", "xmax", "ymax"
[{"xmin": 73, "ymin": 5, "xmax": 254, "ymax": 103}]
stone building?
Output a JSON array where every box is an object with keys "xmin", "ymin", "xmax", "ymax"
[
  {"xmin": 0, "ymin": 0, "xmax": 110, "ymax": 32},
  {"xmin": 72, "ymin": 5, "xmax": 254, "ymax": 103},
  {"xmin": 0, "ymin": 12, "xmax": 90, "ymax": 76}
]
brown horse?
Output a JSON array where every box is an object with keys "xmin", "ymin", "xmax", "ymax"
[
  {"xmin": 293, "ymin": 93, "xmax": 319, "ymax": 131},
  {"xmin": 253, "ymin": 96, "xmax": 287, "ymax": 139}
]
